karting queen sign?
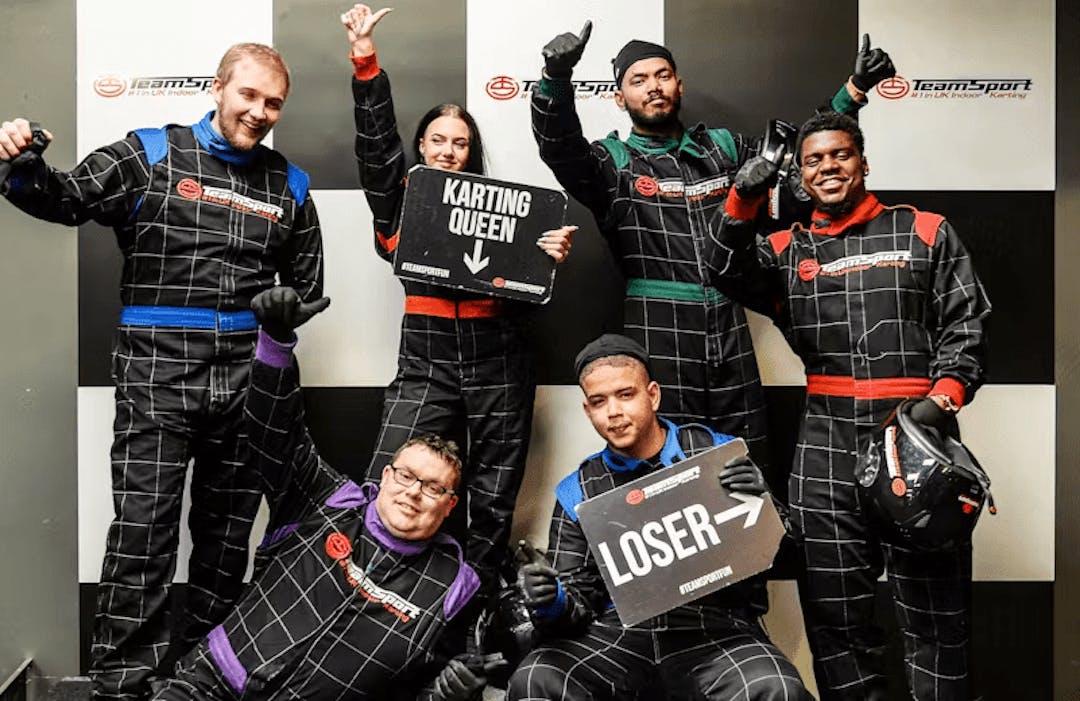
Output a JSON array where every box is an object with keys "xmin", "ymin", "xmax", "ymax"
[
  {"xmin": 574, "ymin": 439, "xmax": 786, "ymax": 626},
  {"xmin": 394, "ymin": 166, "xmax": 568, "ymax": 303}
]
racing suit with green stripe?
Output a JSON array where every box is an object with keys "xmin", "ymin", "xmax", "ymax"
[{"xmin": 531, "ymin": 78, "xmax": 865, "ymax": 464}]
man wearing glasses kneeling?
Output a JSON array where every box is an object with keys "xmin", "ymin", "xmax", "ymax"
[{"xmin": 150, "ymin": 287, "xmax": 496, "ymax": 701}]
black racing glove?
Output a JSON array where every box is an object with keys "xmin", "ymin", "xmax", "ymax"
[
  {"xmin": 851, "ymin": 33, "xmax": 896, "ymax": 92},
  {"xmin": 250, "ymin": 287, "xmax": 331, "ymax": 343},
  {"xmin": 0, "ymin": 121, "xmax": 50, "ymax": 190},
  {"xmin": 431, "ymin": 658, "xmax": 486, "ymax": 701},
  {"xmin": 733, "ymin": 155, "xmax": 780, "ymax": 200},
  {"xmin": 907, "ymin": 397, "xmax": 960, "ymax": 439},
  {"xmin": 541, "ymin": 20, "xmax": 592, "ymax": 79},
  {"xmin": 515, "ymin": 540, "xmax": 559, "ymax": 611},
  {"xmin": 718, "ymin": 455, "xmax": 767, "ymax": 496}
]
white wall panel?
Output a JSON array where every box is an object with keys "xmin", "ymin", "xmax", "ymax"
[
  {"xmin": 858, "ymin": 0, "xmax": 1054, "ymax": 190},
  {"xmin": 466, "ymin": 0, "xmax": 663, "ymax": 187},
  {"xmin": 77, "ymin": 0, "xmax": 274, "ymax": 159}
]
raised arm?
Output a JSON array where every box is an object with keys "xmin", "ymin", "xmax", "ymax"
[
  {"xmin": 0, "ymin": 118, "xmax": 147, "ymax": 227},
  {"xmin": 246, "ymin": 288, "xmax": 335, "ymax": 524},
  {"xmin": 705, "ymin": 159, "xmax": 789, "ymax": 320},
  {"xmin": 530, "ymin": 21, "xmax": 622, "ymax": 225},
  {"xmin": 343, "ymin": 4, "xmax": 407, "ymax": 263}
]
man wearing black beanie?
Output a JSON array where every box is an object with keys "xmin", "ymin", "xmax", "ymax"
[
  {"xmin": 531, "ymin": 22, "xmax": 894, "ymax": 474},
  {"xmin": 506, "ymin": 334, "xmax": 810, "ymax": 700}
]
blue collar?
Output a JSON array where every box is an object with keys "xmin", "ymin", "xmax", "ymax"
[
  {"xmin": 192, "ymin": 111, "xmax": 257, "ymax": 166},
  {"xmin": 601, "ymin": 417, "xmax": 684, "ymax": 472}
]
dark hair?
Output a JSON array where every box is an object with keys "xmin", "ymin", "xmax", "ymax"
[
  {"xmin": 391, "ymin": 434, "xmax": 463, "ymax": 488},
  {"xmin": 412, "ymin": 104, "xmax": 486, "ymax": 175},
  {"xmin": 795, "ymin": 112, "xmax": 864, "ymax": 164}
]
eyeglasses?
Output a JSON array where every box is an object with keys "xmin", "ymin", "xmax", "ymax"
[{"xmin": 388, "ymin": 465, "xmax": 456, "ymax": 499}]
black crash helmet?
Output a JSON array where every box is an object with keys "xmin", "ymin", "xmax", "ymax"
[
  {"xmin": 854, "ymin": 399, "xmax": 996, "ymax": 550},
  {"xmin": 473, "ymin": 567, "xmax": 538, "ymax": 687}
]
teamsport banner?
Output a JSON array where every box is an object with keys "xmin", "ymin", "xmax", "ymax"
[
  {"xmin": 395, "ymin": 166, "xmax": 567, "ymax": 303},
  {"xmin": 575, "ymin": 439, "xmax": 785, "ymax": 627}
]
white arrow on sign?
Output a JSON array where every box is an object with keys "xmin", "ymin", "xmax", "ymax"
[
  {"xmin": 712, "ymin": 493, "xmax": 764, "ymax": 529},
  {"xmin": 463, "ymin": 240, "xmax": 490, "ymax": 274}
]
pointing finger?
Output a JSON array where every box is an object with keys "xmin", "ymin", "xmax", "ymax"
[{"xmin": 860, "ymin": 33, "xmax": 870, "ymax": 54}]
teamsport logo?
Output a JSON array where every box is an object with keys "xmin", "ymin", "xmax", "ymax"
[
  {"xmin": 93, "ymin": 76, "xmax": 127, "ymax": 98},
  {"xmin": 325, "ymin": 533, "xmax": 422, "ymax": 623},
  {"xmin": 876, "ymin": 74, "xmax": 1033, "ymax": 101},
  {"xmin": 484, "ymin": 75, "xmax": 617, "ymax": 101},
  {"xmin": 634, "ymin": 176, "xmax": 730, "ymax": 201},
  {"xmin": 485, "ymin": 75, "xmax": 521, "ymax": 100},
  {"xmin": 799, "ymin": 251, "xmax": 912, "ymax": 281},
  {"xmin": 875, "ymin": 76, "xmax": 911, "ymax": 100},
  {"xmin": 175, "ymin": 178, "xmax": 284, "ymax": 222},
  {"xmin": 92, "ymin": 75, "xmax": 214, "ymax": 99}
]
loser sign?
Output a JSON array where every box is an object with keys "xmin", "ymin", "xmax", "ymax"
[
  {"xmin": 394, "ymin": 166, "xmax": 568, "ymax": 303},
  {"xmin": 575, "ymin": 439, "xmax": 785, "ymax": 627}
]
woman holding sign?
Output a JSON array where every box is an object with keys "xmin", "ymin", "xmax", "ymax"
[{"xmin": 342, "ymin": 4, "xmax": 575, "ymax": 606}]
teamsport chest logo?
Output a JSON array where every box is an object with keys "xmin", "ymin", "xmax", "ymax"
[
  {"xmin": 634, "ymin": 176, "xmax": 729, "ymax": 201},
  {"xmin": 176, "ymin": 178, "xmax": 284, "ymax": 223},
  {"xmin": 324, "ymin": 533, "xmax": 422, "ymax": 624},
  {"xmin": 798, "ymin": 250, "xmax": 912, "ymax": 281}
]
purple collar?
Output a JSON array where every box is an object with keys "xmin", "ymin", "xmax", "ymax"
[{"xmin": 364, "ymin": 493, "xmax": 432, "ymax": 556}]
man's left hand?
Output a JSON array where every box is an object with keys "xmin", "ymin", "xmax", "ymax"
[
  {"xmin": 251, "ymin": 287, "xmax": 331, "ymax": 342},
  {"xmin": 718, "ymin": 455, "xmax": 767, "ymax": 495},
  {"xmin": 852, "ymin": 33, "xmax": 895, "ymax": 92},
  {"xmin": 431, "ymin": 658, "xmax": 486, "ymax": 701},
  {"xmin": 908, "ymin": 397, "xmax": 960, "ymax": 439}
]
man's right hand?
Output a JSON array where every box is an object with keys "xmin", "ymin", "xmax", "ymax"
[
  {"xmin": 733, "ymin": 155, "xmax": 779, "ymax": 200},
  {"xmin": 0, "ymin": 118, "xmax": 52, "ymax": 161},
  {"xmin": 541, "ymin": 20, "xmax": 593, "ymax": 79},
  {"xmin": 251, "ymin": 287, "xmax": 331, "ymax": 343},
  {"xmin": 341, "ymin": 3, "xmax": 393, "ymax": 58},
  {"xmin": 515, "ymin": 540, "xmax": 559, "ymax": 610}
]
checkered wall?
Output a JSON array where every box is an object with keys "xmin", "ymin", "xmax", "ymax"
[{"xmin": 13, "ymin": 0, "xmax": 1057, "ymax": 696}]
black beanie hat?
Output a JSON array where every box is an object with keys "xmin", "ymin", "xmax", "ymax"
[
  {"xmin": 611, "ymin": 40, "xmax": 676, "ymax": 88},
  {"xmin": 574, "ymin": 333, "xmax": 652, "ymax": 380}
]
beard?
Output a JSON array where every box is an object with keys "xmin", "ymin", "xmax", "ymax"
[
  {"xmin": 815, "ymin": 199, "xmax": 856, "ymax": 218},
  {"xmin": 627, "ymin": 94, "xmax": 682, "ymax": 132}
]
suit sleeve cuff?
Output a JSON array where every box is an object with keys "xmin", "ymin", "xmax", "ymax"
[
  {"xmin": 255, "ymin": 330, "xmax": 297, "ymax": 368},
  {"xmin": 929, "ymin": 377, "xmax": 967, "ymax": 409},
  {"xmin": 831, "ymin": 82, "xmax": 865, "ymax": 114},
  {"xmin": 724, "ymin": 186, "xmax": 764, "ymax": 221},
  {"xmin": 532, "ymin": 579, "xmax": 567, "ymax": 618},
  {"xmin": 350, "ymin": 52, "xmax": 380, "ymax": 81}
]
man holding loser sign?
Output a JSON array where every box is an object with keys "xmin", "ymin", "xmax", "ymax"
[{"xmin": 506, "ymin": 334, "xmax": 810, "ymax": 701}]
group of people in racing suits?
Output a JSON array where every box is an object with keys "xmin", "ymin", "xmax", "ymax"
[{"xmin": 0, "ymin": 0, "xmax": 990, "ymax": 698}]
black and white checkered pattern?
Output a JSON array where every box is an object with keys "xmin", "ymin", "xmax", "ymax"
[
  {"xmin": 353, "ymin": 69, "xmax": 536, "ymax": 593},
  {"xmin": 4, "ymin": 123, "xmax": 325, "ymax": 700},
  {"xmin": 712, "ymin": 197, "xmax": 989, "ymax": 699}
]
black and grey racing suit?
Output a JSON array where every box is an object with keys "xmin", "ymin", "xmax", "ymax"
[
  {"xmin": 352, "ymin": 55, "xmax": 533, "ymax": 597},
  {"xmin": 711, "ymin": 188, "xmax": 990, "ymax": 699},
  {"xmin": 507, "ymin": 420, "xmax": 810, "ymax": 701},
  {"xmin": 2, "ymin": 112, "xmax": 324, "ymax": 699}
]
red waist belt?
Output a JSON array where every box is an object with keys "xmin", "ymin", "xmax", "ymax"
[
  {"xmin": 404, "ymin": 295, "xmax": 503, "ymax": 319},
  {"xmin": 805, "ymin": 375, "xmax": 931, "ymax": 399}
]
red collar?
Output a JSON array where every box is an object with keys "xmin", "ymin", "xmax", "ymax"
[{"xmin": 809, "ymin": 193, "xmax": 882, "ymax": 236}]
